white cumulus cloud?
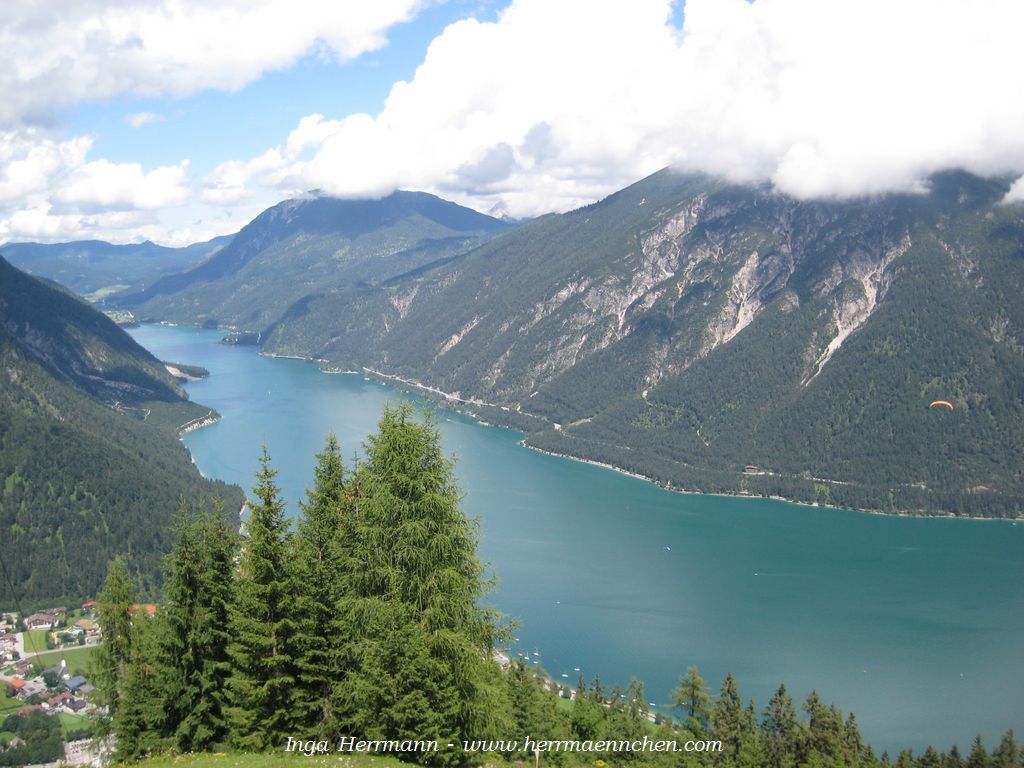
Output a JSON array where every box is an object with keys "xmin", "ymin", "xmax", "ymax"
[
  {"xmin": 0, "ymin": 0, "xmax": 425, "ymax": 127},
  {"xmin": 219, "ymin": 0, "xmax": 1024, "ymax": 218},
  {"xmin": 0, "ymin": 130, "xmax": 192, "ymax": 242}
]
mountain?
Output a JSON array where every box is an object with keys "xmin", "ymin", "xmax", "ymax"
[
  {"xmin": 119, "ymin": 190, "xmax": 514, "ymax": 332},
  {"xmin": 0, "ymin": 256, "xmax": 244, "ymax": 607},
  {"xmin": 246, "ymin": 170, "xmax": 1020, "ymax": 518},
  {"xmin": 116, "ymin": 172, "xmax": 1024, "ymax": 517},
  {"xmin": 1, "ymin": 235, "xmax": 233, "ymax": 301}
]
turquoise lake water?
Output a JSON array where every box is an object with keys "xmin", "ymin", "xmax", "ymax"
[{"xmin": 132, "ymin": 323, "xmax": 1024, "ymax": 755}]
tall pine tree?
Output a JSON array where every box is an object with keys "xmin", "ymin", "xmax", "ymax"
[
  {"xmin": 160, "ymin": 503, "xmax": 238, "ymax": 751},
  {"xmin": 94, "ymin": 556, "xmax": 135, "ymax": 722},
  {"xmin": 292, "ymin": 434, "xmax": 352, "ymax": 738},
  {"xmin": 762, "ymin": 684, "xmax": 800, "ymax": 768},
  {"xmin": 226, "ymin": 449, "xmax": 298, "ymax": 750},
  {"xmin": 339, "ymin": 405, "xmax": 506, "ymax": 763}
]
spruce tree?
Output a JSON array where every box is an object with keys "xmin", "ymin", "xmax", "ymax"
[
  {"xmin": 713, "ymin": 672, "xmax": 746, "ymax": 759},
  {"xmin": 762, "ymin": 684, "xmax": 799, "ymax": 768},
  {"xmin": 991, "ymin": 731, "xmax": 1020, "ymax": 768},
  {"xmin": 965, "ymin": 736, "xmax": 991, "ymax": 768},
  {"xmin": 340, "ymin": 404, "xmax": 504, "ymax": 762},
  {"xmin": 161, "ymin": 504, "xmax": 238, "ymax": 751},
  {"xmin": 226, "ymin": 449, "xmax": 298, "ymax": 750},
  {"xmin": 507, "ymin": 661, "xmax": 564, "ymax": 749},
  {"xmin": 292, "ymin": 435, "xmax": 351, "ymax": 738},
  {"xmin": 803, "ymin": 692, "xmax": 848, "ymax": 766},
  {"xmin": 94, "ymin": 556, "xmax": 135, "ymax": 720},
  {"xmin": 113, "ymin": 608, "xmax": 172, "ymax": 759}
]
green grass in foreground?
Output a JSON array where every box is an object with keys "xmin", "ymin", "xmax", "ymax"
[
  {"xmin": 30, "ymin": 645, "xmax": 96, "ymax": 675},
  {"xmin": 137, "ymin": 752, "xmax": 411, "ymax": 768}
]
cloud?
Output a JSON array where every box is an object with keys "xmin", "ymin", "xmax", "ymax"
[
  {"xmin": 1005, "ymin": 177, "xmax": 1024, "ymax": 204},
  {"xmin": 126, "ymin": 112, "xmax": 164, "ymax": 128},
  {"xmin": 0, "ymin": 0, "xmax": 425, "ymax": 127},
  {"xmin": 215, "ymin": 0, "xmax": 1024, "ymax": 218},
  {"xmin": 56, "ymin": 158, "xmax": 190, "ymax": 211},
  {"xmin": 202, "ymin": 149, "xmax": 285, "ymax": 205},
  {"xmin": 0, "ymin": 130, "xmax": 192, "ymax": 242},
  {"xmin": 6, "ymin": 0, "xmax": 1024, "ymax": 243}
]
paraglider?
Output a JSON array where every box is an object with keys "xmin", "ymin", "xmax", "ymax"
[{"xmin": 929, "ymin": 400, "xmax": 954, "ymax": 411}]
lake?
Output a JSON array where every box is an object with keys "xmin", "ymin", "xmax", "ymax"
[{"xmin": 132, "ymin": 323, "xmax": 1024, "ymax": 755}]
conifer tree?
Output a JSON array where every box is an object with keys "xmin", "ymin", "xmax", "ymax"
[
  {"xmin": 713, "ymin": 673, "xmax": 746, "ymax": 759},
  {"xmin": 161, "ymin": 503, "xmax": 238, "ymax": 751},
  {"xmin": 340, "ymin": 405, "xmax": 504, "ymax": 762},
  {"xmin": 672, "ymin": 666, "xmax": 712, "ymax": 734},
  {"xmin": 965, "ymin": 736, "xmax": 991, "ymax": 768},
  {"xmin": 991, "ymin": 731, "xmax": 1020, "ymax": 768},
  {"xmin": 570, "ymin": 674, "xmax": 603, "ymax": 741},
  {"xmin": 803, "ymin": 690, "xmax": 846, "ymax": 763},
  {"xmin": 845, "ymin": 713, "xmax": 865, "ymax": 763},
  {"xmin": 292, "ymin": 435, "xmax": 351, "ymax": 738},
  {"xmin": 226, "ymin": 449, "xmax": 298, "ymax": 750},
  {"xmin": 507, "ymin": 661, "xmax": 564, "ymax": 748},
  {"xmin": 762, "ymin": 684, "xmax": 799, "ymax": 768},
  {"xmin": 94, "ymin": 556, "xmax": 135, "ymax": 720},
  {"xmin": 113, "ymin": 608, "xmax": 172, "ymax": 759}
]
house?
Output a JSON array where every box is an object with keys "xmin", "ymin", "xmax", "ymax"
[
  {"xmin": 43, "ymin": 692, "xmax": 73, "ymax": 711},
  {"xmin": 64, "ymin": 675, "xmax": 88, "ymax": 693},
  {"xmin": 80, "ymin": 600, "xmax": 97, "ymax": 612},
  {"xmin": 6, "ymin": 678, "xmax": 25, "ymax": 695},
  {"xmin": 73, "ymin": 618, "xmax": 100, "ymax": 637},
  {"xmin": 15, "ymin": 678, "xmax": 47, "ymax": 699},
  {"xmin": 49, "ymin": 607, "xmax": 68, "ymax": 625},
  {"xmin": 24, "ymin": 612, "xmax": 54, "ymax": 630}
]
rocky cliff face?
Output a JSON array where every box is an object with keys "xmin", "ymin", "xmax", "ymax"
[{"xmin": 152, "ymin": 170, "xmax": 1024, "ymax": 515}]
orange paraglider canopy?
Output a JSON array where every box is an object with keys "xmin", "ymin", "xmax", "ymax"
[{"xmin": 929, "ymin": 400, "xmax": 954, "ymax": 410}]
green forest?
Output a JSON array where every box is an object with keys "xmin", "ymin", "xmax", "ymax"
[
  {"xmin": 93, "ymin": 405, "xmax": 1021, "ymax": 768},
  {"xmin": 0, "ymin": 255, "xmax": 243, "ymax": 607}
]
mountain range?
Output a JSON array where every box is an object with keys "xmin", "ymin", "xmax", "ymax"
[
  {"xmin": 1, "ymin": 235, "xmax": 232, "ymax": 301},
  {"xmin": 119, "ymin": 190, "xmax": 514, "ymax": 333},
  {"xmin": 0, "ymin": 256, "xmax": 243, "ymax": 606},
  {"xmin": 28, "ymin": 173, "xmax": 1024, "ymax": 517}
]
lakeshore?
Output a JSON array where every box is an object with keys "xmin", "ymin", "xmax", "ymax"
[{"xmin": 128, "ymin": 322, "xmax": 1024, "ymax": 754}]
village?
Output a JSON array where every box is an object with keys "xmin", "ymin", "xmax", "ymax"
[{"xmin": 0, "ymin": 602, "xmax": 148, "ymax": 765}]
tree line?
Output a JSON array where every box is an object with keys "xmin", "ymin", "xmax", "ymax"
[{"xmin": 92, "ymin": 404, "xmax": 1022, "ymax": 767}]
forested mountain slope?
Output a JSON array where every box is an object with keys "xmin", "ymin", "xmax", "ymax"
[
  {"xmin": 1, "ymin": 235, "xmax": 232, "ymax": 300},
  {"xmin": 0, "ymin": 256, "xmax": 243, "ymax": 606},
  {"xmin": 254, "ymin": 170, "xmax": 1024, "ymax": 517},
  {"xmin": 121, "ymin": 190, "xmax": 513, "ymax": 333}
]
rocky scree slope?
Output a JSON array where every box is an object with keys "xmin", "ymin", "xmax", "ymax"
[{"xmin": 257, "ymin": 170, "xmax": 1024, "ymax": 516}]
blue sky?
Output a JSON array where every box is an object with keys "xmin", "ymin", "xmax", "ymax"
[
  {"xmin": 0, "ymin": 0, "xmax": 1021, "ymax": 246},
  {"xmin": 65, "ymin": 1, "xmax": 503, "ymax": 172}
]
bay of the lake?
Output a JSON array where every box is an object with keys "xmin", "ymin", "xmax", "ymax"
[{"xmin": 132, "ymin": 323, "xmax": 1023, "ymax": 755}]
